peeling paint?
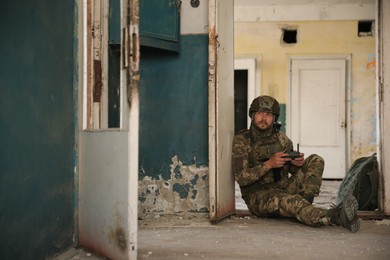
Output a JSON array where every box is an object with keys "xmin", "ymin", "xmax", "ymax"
[
  {"xmin": 349, "ymin": 52, "xmax": 377, "ymax": 161},
  {"xmin": 138, "ymin": 155, "xmax": 209, "ymax": 218},
  {"xmin": 172, "ymin": 183, "xmax": 191, "ymax": 199},
  {"xmin": 365, "ymin": 55, "xmax": 376, "ymax": 70}
]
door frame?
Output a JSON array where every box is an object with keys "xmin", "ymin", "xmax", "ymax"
[
  {"xmin": 234, "ymin": 57, "xmax": 260, "ymax": 128},
  {"xmin": 287, "ymin": 55, "xmax": 352, "ymax": 168},
  {"xmin": 211, "ymin": 0, "xmax": 389, "ymax": 218},
  {"xmin": 208, "ymin": 0, "xmax": 235, "ymax": 222},
  {"xmin": 377, "ymin": 0, "xmax": 390, "ymax": 214}
]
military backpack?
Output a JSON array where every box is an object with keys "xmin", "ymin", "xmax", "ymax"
[{"xmin": 336, "ymin": 153, "xmax": 379, "ymax": 211}]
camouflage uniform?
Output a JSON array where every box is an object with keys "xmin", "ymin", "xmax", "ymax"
[
  {"xmin": 232, "ymin": 126, "xmax": 329, "ymax": 226},
  {"xmin": 233, "ymin": 95, "xmax": 360, "ymax": 232},
  {"xmin": 232, "ymin": 95, "xmax": 332, "ymax": 227}
]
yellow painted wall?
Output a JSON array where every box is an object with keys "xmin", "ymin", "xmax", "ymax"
[{"xmin": 235, "ymin": 20, "xmax": 376, "ymax": 161}]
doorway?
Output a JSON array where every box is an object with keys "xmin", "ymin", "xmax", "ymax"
[
  {"xmin": 234, "ymin": 58, "xmax": 259, "ymax": 131},
  {"xmin": 233, "ymin": 58, "xmax": 258, "ymax": 210},
  {"xmin": 234, "ymin": 69, "xmax": 248, "ymax": 133},
  {"xmin": 231, "ymin": 1, "xmax": 377, "ymax": 214}
]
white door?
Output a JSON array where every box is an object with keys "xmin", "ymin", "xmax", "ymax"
[
  {"xmin": 208, "ymin": 0, "xmax": 235, "ymax": 222},
  {"xmin": 78, "ymin": 0, "xmax": 139, "ymax": 259},
  {"xmin": 290, "ymin": 58, "xmax": 347, "ymax": 179}
]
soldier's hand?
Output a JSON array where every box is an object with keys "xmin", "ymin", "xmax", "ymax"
[
  {"xmin": 264, "ymin": 152, "xmax": 291, "ymax": 169},
  {"xmin": 291, "ymin": 153, "xmax": 305, "ymax": 167}
]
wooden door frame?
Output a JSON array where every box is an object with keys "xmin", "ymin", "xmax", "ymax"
[
  {"xmin": 211, "ymin": 0, "xmax": 389, "ymax": 219},
  {"xmin": 377, "ymin": 0, "xmax": 390, "ymax": 215},
  {"xmin": 208, "ymin": 0, "xmax": 235, "ymax": 222}
]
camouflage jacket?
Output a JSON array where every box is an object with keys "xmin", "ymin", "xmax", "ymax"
[{"xmin": 232, "ymin": 126, "xmax": 300, "ymax": 197}]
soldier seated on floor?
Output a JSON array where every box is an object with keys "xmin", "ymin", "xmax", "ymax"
[{"xmin": 232, "ymin": 95, "xmax": 360, "ymax": 232}]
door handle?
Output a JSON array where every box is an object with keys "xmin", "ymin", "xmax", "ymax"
[{"xmin": 341, "ymin": 121, "xmax": 346, "ymax": 128}]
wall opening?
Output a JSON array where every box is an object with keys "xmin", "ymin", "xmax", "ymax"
[
  {"xmin": 84, "ymin": 0, "xmax": 121, "ymax": 130},
  {"xmin": 233, "ymin": 58, "xmax": 257, "ymax": 212},
  {"xmin": 233, "ymin": 2, "xmax": 377, "ymax": 214},
  {"xmin": 282, "ymin": 29, "xmax": 297, "ymax": 44},
  {"xmin": 358, "ymin": 20, "xmax": 374, "ymax": 37}
]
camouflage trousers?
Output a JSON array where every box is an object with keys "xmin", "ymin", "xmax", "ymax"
[{"xmin": 244, "ymin": 154, "xmax": 329, "ymax": 227}]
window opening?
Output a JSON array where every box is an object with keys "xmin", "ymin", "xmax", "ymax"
[
  {"xmin": 85, "ymin": 0, "xmax": 121, "ymax": 130},
  {"xmin": 282, "ymin": 29, "xmax": 297, "ymax": 44},
  {"xmin": 107, "ymin": 0, "xmax": 121, "ymax": 128},
  {"xmin": 108, "ymin": 45, "xmax": 121, "ymax": 128},
  {"xmin": 358, "ymin": 20, "xmax": 374, "ymax": 37}
]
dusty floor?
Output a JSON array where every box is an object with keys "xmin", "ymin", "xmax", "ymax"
[
  {"xmin": 138, "ymin": 214, "xmax": 390, "ymax": 260},
  {"xmin": 56, "ymin": 181, "xmax": 390, "ymax": 259}
]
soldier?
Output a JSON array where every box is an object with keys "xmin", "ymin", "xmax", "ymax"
[{"xmin": 232, "ymin": 95, "xmax": 360, "ymax": 232}]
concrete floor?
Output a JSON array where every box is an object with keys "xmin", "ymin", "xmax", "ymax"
[
  {"xmin": 56, "ymin": 181, "xmax": 390, "ymax": 259},
  {"xmin": 138, "ymin": 215, "xmax": 390, "ymax": 260}
]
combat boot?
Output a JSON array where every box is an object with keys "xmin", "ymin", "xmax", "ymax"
[{"xmin": 328, "ymin": 194, "xmax": 360, "ymax": 232}]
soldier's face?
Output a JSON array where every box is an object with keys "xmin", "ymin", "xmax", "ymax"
[{"xmin": 253, "ymin": 111, "xmax": 274, "ymax": 130}]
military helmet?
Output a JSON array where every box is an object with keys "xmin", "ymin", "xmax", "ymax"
[{"xmin": 249, "ymin": 95, "xmax": 280, "ymax": 120}]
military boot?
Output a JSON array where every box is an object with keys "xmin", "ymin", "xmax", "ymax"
[{"xmin": 328, "ymin": 194, "xmax": 360, "ymax": 233}]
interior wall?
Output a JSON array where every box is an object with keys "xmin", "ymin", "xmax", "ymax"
[
  {"xmin": 138, "ymin": 2, "xmax": 209, "ymax": 218},
  {"xmin": 0, "ymin": 1, "xmax": 75, "ymax": 258},
  {"xmin": 235, "ymin": 20, "xmax": 376, "ymax": 162},
  {"xmin": 139, "ymin": 35, "xmax": 209, "ymax": 217},
  {"xmin": 235, "ymin": 0, "xmax": 375, "ymax": 22}
]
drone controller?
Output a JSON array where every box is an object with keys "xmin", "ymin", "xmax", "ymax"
[{"xmin": 282, "ymin": 143, "xmax": 302, "ymax": 159}]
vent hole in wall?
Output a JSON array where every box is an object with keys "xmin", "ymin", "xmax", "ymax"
[
  {"xmin": 358, "ymin": 21, "xmax": 374, "ymax": 37},
  {"xmin": 282, "ymin": 29, "xmax": 297, "ymax": 44}
]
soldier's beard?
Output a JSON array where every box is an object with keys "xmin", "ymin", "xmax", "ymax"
[
  {"xmin": 255, "ymin": 120, "xmax": 272, "ymax": 130},
  {"xmin": 250, "ymin": 122, "xmax": 274, "ymax": 141}
]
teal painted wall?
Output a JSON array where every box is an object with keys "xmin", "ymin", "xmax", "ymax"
[
  {"xmin": 140, "ymin": 34, "xmax": 209, "ymax": 178},
  {"xmin": 139, "ymin": 34, "xmax": 209, "ymax": 213},
  {"xmin": 0, "ymin": 1, "xmax": 75, "ymax": 259}
]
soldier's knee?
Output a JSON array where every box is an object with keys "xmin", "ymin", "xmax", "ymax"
[
  {"xmin": 305, "ymin": 154, "xmax": 325, "ymax": 170},
  {"xmin": 280, "ymin": 193, "xmax": 310, "ymax": 209},
  {"xmin": 306, "ymin": 154, "xmax": 324, "ymax": 165}
]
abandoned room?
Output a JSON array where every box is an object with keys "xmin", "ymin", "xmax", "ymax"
[{"xmin": 1, "ymin": 0, "xmax": 390, "ymax": 259}]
